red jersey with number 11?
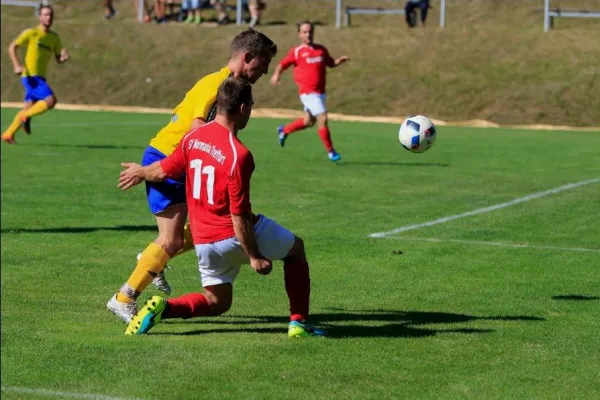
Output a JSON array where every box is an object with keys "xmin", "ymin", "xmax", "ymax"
[{"xmin": 160, "ymin": 121, "xmax": 255, "ymax": 244}]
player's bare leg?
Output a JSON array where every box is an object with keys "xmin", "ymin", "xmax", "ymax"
[
  {"xmin": 278, "ymin": 111, "xmax": 314, "ymax": 147},
  {"xmin": 22, "ymin": 101, "xmax": 33, "ymax": 134},
  {"xmin": 125, "ymin": 284, "xmax": 231, "ymax": 335},
  {"xmin": 283, "ymin": 235, "xmax": 327, "ymax": 337},
  {"xmin": 315, "ymin": 113, "xmax": 340, "ymax": 162},
  {"xmin": 108, "ymin": 204, "xmax": 187, "ymax": 323}
]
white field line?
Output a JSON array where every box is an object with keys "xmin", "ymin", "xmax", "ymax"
[
  {"xmin": 386, "ymin": 236, "xmax": 600, "ymax": 253},
  {"xmin": 1, "ymin": 386, "xmax": 145, "ymax": 400},
  {"xmin": 369, "ymin": 178, "xmax": 600, "ymax": 238}
]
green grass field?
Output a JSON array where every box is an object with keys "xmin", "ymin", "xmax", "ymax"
[{"xmin": 1, "ymin": 108, "xmax": 599, "ymax": 400}]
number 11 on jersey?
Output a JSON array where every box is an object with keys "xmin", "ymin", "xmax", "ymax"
[{"xmin": 190, "ymin": 159, "xmax": 215, "ymax": 204}]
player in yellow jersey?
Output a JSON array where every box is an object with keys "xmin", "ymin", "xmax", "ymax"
[
  {"xmin": 2, "ymin": 5, "xmax": 69, "ymax": 144},
  {"xmin": 107, "ymin": 29, "xmax": 278, "ymax": 324}
]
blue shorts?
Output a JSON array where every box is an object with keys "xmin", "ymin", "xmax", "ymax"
[
  {"xmin": 21, "ymin": 76, "xmax": 54, "ymax": 102},
  {"xmin": 142, "ymin": 146, "xmax": 186, "ymax": 214}
]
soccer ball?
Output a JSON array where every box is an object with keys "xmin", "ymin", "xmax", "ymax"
[{"xmin": 398, "ymin": 115, "xmax": 437, "ymax": 153}]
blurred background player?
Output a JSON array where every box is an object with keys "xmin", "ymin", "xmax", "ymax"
[
  {"xmin": 103, "ymin": 0, "xmax": 116, "ymax": 19},
  {"xmin": 118, "ymin": 78, "xmax": 326, "ymax": 338},
  {"xmin": 107, "ymin": 29, "xmax": 277, "ymax": 324},
  {"xmin": 270, "ymin": 20, "xmax": 349, "ymax": 162},
  {"xmin": 2, "ymin": 5, "xmax": 69, "ymax": 145},
  {"xmin": 405, "ymin": 0, "xmax": 430, "ymax": 28}
]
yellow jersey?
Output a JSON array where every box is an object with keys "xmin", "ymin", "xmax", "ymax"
[
  {"xmin": 14, "ymin": 26, "xmax": 62, "ymax": 78},
  {"xmin": 149, "ymin": 66, "xmax": 232, "ymax": 156}
]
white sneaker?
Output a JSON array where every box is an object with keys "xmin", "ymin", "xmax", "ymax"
[
  {"xmin": 136, "ymin": 253, "xmax": 172, "ymax": 295},
  {"xmin": 107, "ymin": 294, "xmax": 137, "ymax": 324}
]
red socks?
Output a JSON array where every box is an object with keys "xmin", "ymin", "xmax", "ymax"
[
  {"xmin": 317, "ymin": 127, "xmax": 334, "ymax": 152},
  {"xmin": 284, "ymin": 260, "xmax": 311, "ymax": 322},
  {"xmin": 283, "ymin": 118, "xmax": 306, "ymax": 134},
  {"xmin": 164, "ymin": 293, "xmax": 212, "ymax": 319}
]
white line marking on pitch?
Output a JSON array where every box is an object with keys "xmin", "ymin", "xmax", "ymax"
[
  {"xmin": 1, "ymin": 386, "xmax": 145, "ymax": 400},
  {"xmin": 386, "ymin": 236, "xmax": 600, "ymax": 253},
  {"xmin": 369, "ymin": 178, "xmax": 600, "ymax": 238}
]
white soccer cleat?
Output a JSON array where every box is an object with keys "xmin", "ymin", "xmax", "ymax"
[
  {"xmin": 151, "ymin": 270, "xmax": 172, "ymax": 295},
  {"xmin": 137, "ymin": 253, "xmax": 172, "ymax": 295},
  {"xmin": 107, "ymin": 294, "xmax": 137, "ymax": 324}
]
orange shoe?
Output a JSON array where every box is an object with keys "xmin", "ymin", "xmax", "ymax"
[{"xmin": 2, "ymin": 135, "xmax": 17, "ymax": 144}]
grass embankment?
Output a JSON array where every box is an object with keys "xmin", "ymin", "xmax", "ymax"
[{"xmin": 1, "ymin": 0, "xmax": 599, "ymax": 126}]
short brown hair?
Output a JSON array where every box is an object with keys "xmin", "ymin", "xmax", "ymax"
[
  {"xmin": 297, "ymin": 20, "xmax": 314, "ymax": 32},
  {"xmin": 230, "ymin": 28, "xmax": 277, "ymax": 59},
  {"xmin": 216, "ymin": 78, "xmax": 253, "ymax": 115},
  {"xmin": 38, "ymin": 4, "xmax": 53, "ymax": 15}
]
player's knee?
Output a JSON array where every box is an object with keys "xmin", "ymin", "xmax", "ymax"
[
  {"xmin": 155, "ymin": 235, "xmax": 184, "ymax": 257},
  {"xmin": 317, "ymin": 114, "xmax": 328, "ymax": 128},
  {"xmin": 286, "ymin": 236, "xmax": 307, "ymax": 261},
  {"xmin": 45, "ymin": 96, "xmax": 57, "ymax": 109},
  {"xmin": 304, "ymin": 116, "xmax": 315, "ymax": 127},
  {"xmin": 205, "ymin": 292, "xmax": 232, "ymax": 315}
]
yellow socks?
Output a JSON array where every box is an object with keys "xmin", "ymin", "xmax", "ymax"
[
  {"xmin": 175, "ymin": 223, "xmax": 195, "ymax": 257},
  {"xmin": 116, "ymin": 243, "xmax": 170, "ymax": 303},
  {"xmin": 20, "ymin": 100, "xmax": 49, "ymax": 119},
  {"xmin": 2, "ymin": 101, "xmax": 49, "ymax": 140}
]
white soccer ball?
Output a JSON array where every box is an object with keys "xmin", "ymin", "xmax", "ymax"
[{"xmin": 398, "ymin": 115, "xmax": 437, "ymax": 153}]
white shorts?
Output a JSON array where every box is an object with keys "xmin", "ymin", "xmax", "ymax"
[
  {"xmin": 194, "ymin": 214, "xmax": 295, "ymax": 287},
  {"xmin": 300, "ymin": 93, "xmax": 327, "ymax": 117}
]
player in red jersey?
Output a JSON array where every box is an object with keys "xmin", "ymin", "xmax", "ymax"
[
  {"xmin": 270, "ymin": 20, "xmax": 349, "ymax": 162},
  {"xmin": 117, "ymin": 78, "xmax": 327, "ymax": 338}
]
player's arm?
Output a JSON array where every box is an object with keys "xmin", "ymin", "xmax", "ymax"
[
  {"xmin": 54, "ymin": 36, "xmax": 69, "ymax": 64},
  {"xmin": 118, "ymin": 161, "xmax": 167, "ymax": 190},
  {"xmin": 270, "ymin": 49, "xmax": 295, "ymax": 85},
  {"xmin": 118, "ymin": 141, "xmax": 187, "ymax": 190},
  {"xmin": 229, "ymin": 152, "xmax": 272, "ymax": 275},
  {"xmin": 8, "ymin": 29, "xmax": 31, "ymax": 75},
  {"xmin": 324, "ymin": 48, "xmax": 349, "ymax": 68}
]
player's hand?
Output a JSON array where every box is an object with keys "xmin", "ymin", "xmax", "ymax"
[
  {"xmin": 269, "ymin": 75, "xmax": 280, "ymax": 86},
  {"xmin": 118, "ymin": 162, "xmax": 144, "ymax": 191},
  {"xmin": 13, "ymin": 65, "xmax": 23, "ymax": 75},
  {"xmin": 339, "ymin": 55, "xmax": 350, "ymax": 63},
  {"xmin": 250, "ymin": 257, "xmax": 273, "ymax": 275},
  {"xmin": 59, "ymin": 49, "xmax": 69, "ymax": 63}
]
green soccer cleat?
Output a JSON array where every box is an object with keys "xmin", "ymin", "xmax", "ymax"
[
  {"xmin": 288, "ymin": 320, "xmax": 327, "ymax": 338},
  {"xmin": 125, "ymin": 295, "xmax": 166, "ymax": 335}
]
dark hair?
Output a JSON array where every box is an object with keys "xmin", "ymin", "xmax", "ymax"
[
  {"xmin": 297, "ymin": 20, "xmax": 314, "ymax": 32},
  {"xmin": 217, "ymin": 78, "xmax": 253, "ymax": 115},
  {"xmin": 38, "ymin": 4, "xmax": 53, "ymax": 15},
  {"xmin": 230, "ymin": 28, "xmax": 277, "ymax": 59}
]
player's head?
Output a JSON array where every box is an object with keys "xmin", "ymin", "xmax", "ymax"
[
  {"xmin": 230, "ymin": 29, "xmax": 278, "ymax": 84},
  {"xmin": 216, "ymin": 78, "xmax": 254, "ymax": 131},
  {"xmin": 297, "ymin": 20, "xmax": 314, "ymax": 45},
  {"xmin": 38, "ymin": 4, "xmax": 54, "ymax": 28}
]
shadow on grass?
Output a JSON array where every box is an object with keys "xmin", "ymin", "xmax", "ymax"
[
  {"xmin": 1, "ymin": 225, "xmax": 157, "ymax": 234},
  {"xmin": 158, "ymin": 309, "xmax": 544, "ymax": 338},
  {"xmin": 338, "ymin": 161, "xmax": 450, "ymax": 167},
  {"xmin": 552, "ymin": 294, "xmax": 600, "ymax": 301}
]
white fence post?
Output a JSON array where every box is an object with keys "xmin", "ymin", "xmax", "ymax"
[
  {"xmin": 440, "ymin": 0, "xmax": 446, "ymax": 27},
  {"xmin": 236, "ymin": 0, "xmax": 243, "ymax": 25},
  {"xmin": 137, "ymin": 0, "xmax": 145, "ymax": 22},
  {"xmin": 336, "ymin": 0, "xmax": 342, "ymax": 28},
  {"xmin": 544, "ymin": 0, "xmax": 550, "ymax": 31}
]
